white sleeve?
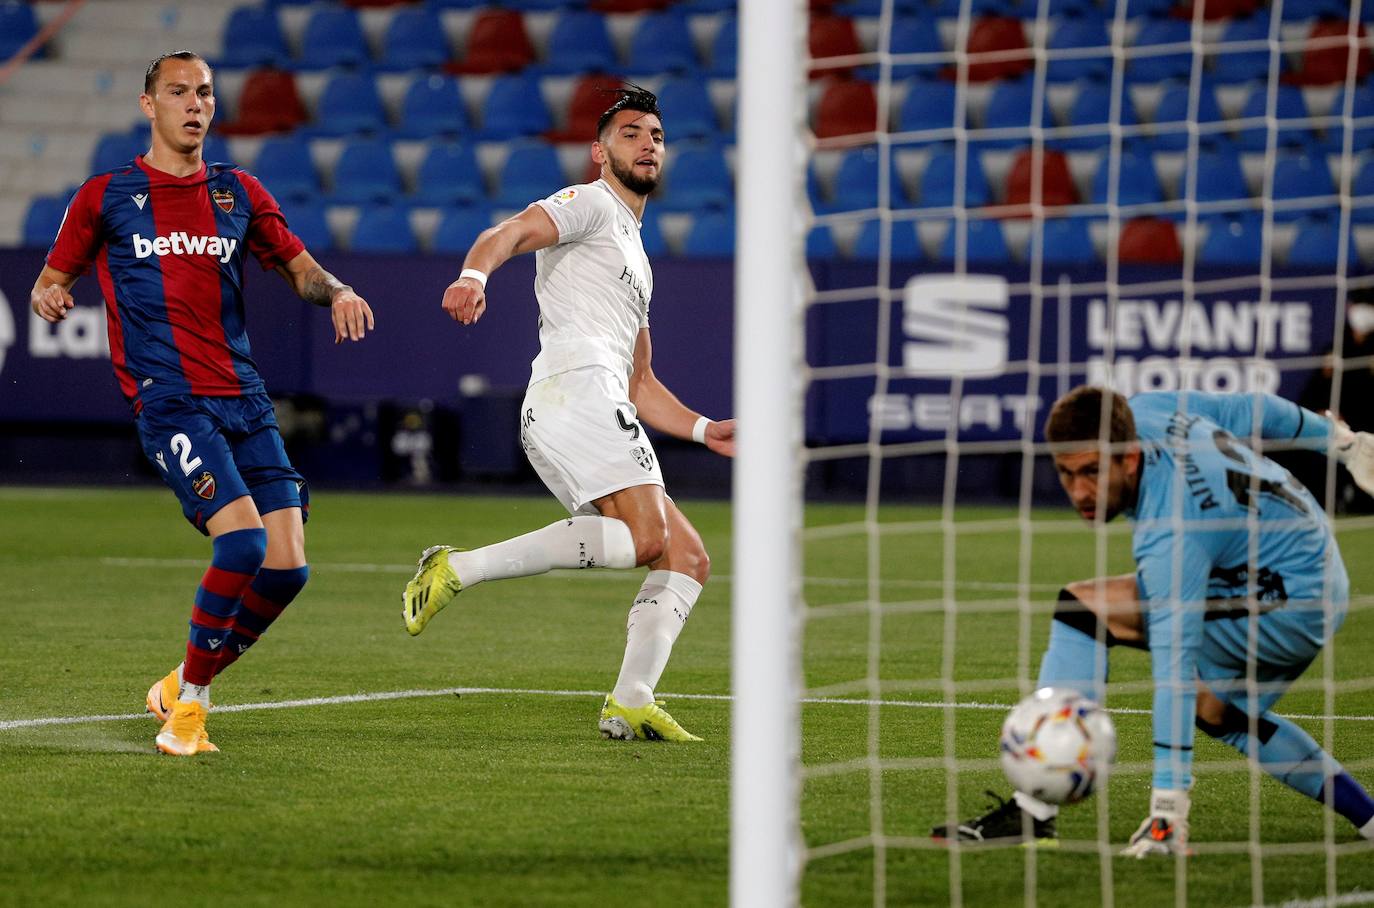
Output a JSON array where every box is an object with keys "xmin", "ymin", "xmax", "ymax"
[{"xmin": 532, "ymin": 185, "xmax": 611, "ymax": 244}]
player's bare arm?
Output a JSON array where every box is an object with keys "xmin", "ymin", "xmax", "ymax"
[
  {"xmin": 29, "ymin": 265, "xmax": 78, "ymax": 323},
  {"xmin": 275, "ymin": 250, "xmax": 374, "ymax": 344},
  {"xmin": 628, "ymin": 328, "xmax": 735, "ymax": 457},
  {"xmin": 441, "ymin": 205, "xmax": 560, "ymax": 326}
]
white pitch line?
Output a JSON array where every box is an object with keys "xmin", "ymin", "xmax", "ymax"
[
  {"xmin": 3, "ymin": 686, "xmax": 1372, "ymax": 733},
  {"xmin": 1249, "ymin": 889, "xmax": 1374, "ymax": 908}
]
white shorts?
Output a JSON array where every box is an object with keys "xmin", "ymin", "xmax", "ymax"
[{"xmin": 520, "ymin": 366, "xmax": 665, "ymax": 515}]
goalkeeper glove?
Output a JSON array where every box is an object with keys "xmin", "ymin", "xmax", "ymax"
[
  {"xmin": 1120, "ymin": 788, "xmax": 1191, "ymax": 859},
  {"xmin": 1326, "ymin": 411, "xmax": 1374, "ymax": 498}
]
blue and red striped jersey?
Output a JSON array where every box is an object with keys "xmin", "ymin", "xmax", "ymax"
[{"xmin": 47, "ymin": 155, "xmax": 306, "ymax": 404}]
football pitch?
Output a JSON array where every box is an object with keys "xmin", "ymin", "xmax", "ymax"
[{"xmin": 2, "ymin": 486, "xmax": 1372, "ymax": 907}]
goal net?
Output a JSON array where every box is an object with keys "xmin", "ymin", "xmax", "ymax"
[{"xmin": 733, "ymin": 0, "xmax": 1374, "ymax": 905}]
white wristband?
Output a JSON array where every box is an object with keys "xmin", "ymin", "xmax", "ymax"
[
  {"xmin": 692, "ymin": 416, "xmax": 710, "ymax": 444},
  {"xmin": 459, "ymin": 268, "xmax": 488, "ymax": 289}
]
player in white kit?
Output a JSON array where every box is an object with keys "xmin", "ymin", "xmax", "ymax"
[{"xmin": 403, "ymin": 87, "xmax": 734, "ymax": 741}]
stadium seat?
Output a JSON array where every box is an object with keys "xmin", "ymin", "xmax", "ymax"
[
  {"xmin": 832, "ymin": 146, "xmax": 907, "ymax": 210},
  {"xmin": 379, "ymin": 7, "xmax": 451, "ymax": 71},
  {"xmin": 628, "ymin": 10, "xmax": 698, "ymax": 75},
  {"xmin": 1150, "ymin": 78, "xmax": 1225, "ymax": 151},
  {"xmin": 1118, "ymin": 217, "xmax": 1181, "ymax": 264},
  {"xmin": 1060, "ymin": 80, "xmax": 1141, "ymax": 151},
  {"xmin": 1198, "ymin": 215, "xmax": 1262, "ymax": 266},
  {"xmin": 414, "ymin": 142, "xmax": 485, "ymax": 206},
  {"xmin": 431, "ymin": 206, "xmax": 493, "ymax": 254},
  {"xmin": 683, "ymin": 210, "xmax": 736, "ymax": 256},
  {"xmin": 350, "ymin": 205, "xmax": 418, "ymax": 254},
  {"xmin": 252, "ymin": 136, "xmax": 320, "ymax": 201},
  {"xmin": 899, "ymin": 77, "xmax": 957, "ymax": 142},
  {"xmin": 807, "ymin": 226, "xmax": 839, "ymax": 258},
  {"xmin": 1183, "ymin": 144, "xmax": 1251, "ymax": 207},
  {"xmin": 1287, "ymin": 215, "xmax": 1358, "ymax": 268},
  {"xmin": 1003, "ymin": 148, "xmax": 1078, "ymax": 212},
  {"xmin": 1045, "ymin": 14, "xmax": 1111, "ymax": 83},
  {"xmin": 1180, "ymin": 0, "xmax": 1264, "ymax": 18},
  {"xmin": 961, "ymin": 16, "xmax": 1031, "ymax": 82},
  {"xmin": 217, "ymin": 68, "xmax": 307, "ymax": 137},
  {"xmin": 883, "ymin": 13, "xmax": 944, "ymax": 80},
  {"xmin": 1271, "ymin": 148, "xmax": 1335, "ymax": 221},
  {"xmin": 1279, "ymin": 0, "xmax": 1350, "ymax": 21},
  {"xmin": 1128, "ymin": 18, "xmax": 1195, "ymax": 84},
  {"xmin": 494, "ymin": 142, "xmax": 567, "ymax": 208},
  {"xmin": 279, "ymin": 198, "xmax": 333, "ymax": 251},
  {"xmin": 1037, "ymin": 217, "xmax": 1096, "ymax": 265},
  {"xmin": 1210, "ymin": 15, "xmax": 1277, "ymax": 85},
  {"xmin": 297, "ymin": 7, "xmax": 371, "ymax": 69},
  {"xmin": 810, "ymin": 15, "xmax": 863, "ymax": 79},
  {"xmin": 546, "ymin": 74, "xmax": 625, "ymax": 143},
  {"xmin": 1321, "ymin": 83, "xmax": 1374, "ymax": 152},
  {"xmin": 917, "ymin": 145, "xmax": 991, "ymax": 208},
  {"xmin": 656, "ymin": 78, "xmax": 720, "ymax": 141},
  {"xmin": 0, "ymin": 1, "xmax": 39, "ymax": 61},
  {"xmin": 638, "ymin": 210, "xmax": 668, "ymax": 256},
  {"xmin": 1091, "ymin": 148, "xmax": 1163, "ymax": 210},
  {"xmin": 396, "ymin": 74, "xmax": 469, "ymax": 139},
  {"xmin": 659, "ymin": 145, "xmax": 732, "ymax": 211},
  {"xmin": 1352, "ymin": 156, "xmax": 1374, "ymax": 224},
  {"xmin": 311, "ymin": 72, "xmax": 388, "ymax": 137},
  {"xmin": 542, "ymin": 11, "xmax": 619, "ymax": 75},
  {"xmin": 592, "ymin": 0, "xmax": 674, "ymax": 12},
  {"xmin": 90, "ymin": 131, "xmax": 143, "ymax": 173},
  {"xmin": 814, "ymin": 79, "xmax": 877, "ymax": 140},
  {"xmin": 217, "ymin": 6, "xmax": 289, "ymax": 68},
  {"xmin": 479, "ymin": 73, "xmax": 553, "ymax": 140},
  {"xmin": 980, "ymin": 77, "xmax": 1055, "ymax": 148},
  {"xmin": 707, "ymin": 14, "xmax": 737, "ymax": 78},
  {"xmin": 1234, "ymin": 83, "xmax": 1315, "ymax": 152},
  {"xmin": 1125, "ymin": 0, "xmax": 1175, "ymax": 14},
  {"xmin": 330, "ymin": 139, "xmax": 403, "ymax": 205},
  {"xmin": 851, "ymin": 219, "xmax": 924, "ymax": 261},
  {"xmin": 22, "ymin": 195, "xmax": 69, "ymax": 248},
  {"xmin": 448, "ymin": 9, "xmax": 535, "ymax": 74},
  {"xmin": 1291, "ymin": 19, "xmax": 1372, "ymax": 86},
  {"xmin": 938, "ymin": 218, "xmax": 1010, "ymax": 263}
]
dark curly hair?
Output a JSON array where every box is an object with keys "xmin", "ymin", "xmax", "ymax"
[{"xmin": 596, "ymin": 84, "xmax": 662, "ymax": 140}]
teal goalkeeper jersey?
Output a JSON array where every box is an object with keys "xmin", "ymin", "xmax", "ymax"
[{"xmin": 1126, "ymin": 391, "xmax": 1347, "ymax": 790}]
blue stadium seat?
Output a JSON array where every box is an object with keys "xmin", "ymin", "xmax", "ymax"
[
  {"xmin": 396, "ymin": 74, "xmax": 469, "ymax": 139},
  {"xmin": 1037, "ymin": 217, "xmax": 1096, "ymax": 265},
  {"xmin": 0, "ymin": 1, "xmax": 40, "ymax": 60},
  {"xmin": 379, "ymin": 7, "xmax": 451, "ymax": 72},
  {"xmin": 1125, "ymin": 0, "xmax": 1175, "ymax": 13},
  {"xmin": 1287, "ymin": 214, "xmax": 1358, "ymax": 268},
  {"xmin": 880, "ymin": 14, "xmax": 944, "ymax": 80},
  {"xmin": 981, "ymin": 77, "xmax": 1055, "ymax": 148},
  {"xmin": 312, "ymin": 72, "xmax": 387, "ymax": 137},
  {"xmin": 1271, "ymin": 148, "xmax": 1335, "ymax": 221},
  {"xmin": 1235, "ymin": 83, "xmax": 1315, "ymax": 152},
  {"xmin": 542, "ymin": 11, "xmax": 618, "ymax": 75},
  {"xmin": 1060, "ymin": 80, "xmax": 1141, "ymax": 151},
  {"xmin": 253, "ymin": 136, "xmax": 319, "ymax": 201},
  {"xmin": 350, "ymin": 204, "xmax": 418, "ymax": 254},
  {"xmin": 628, "ymin": 10, "xmax": 698, "ymax": 75},
  {"xmin": 1211, "ymin": 16, "xmax": 1278, "ymax": 85},
  {"xmin": 90, "ymin": 131, "xmax": 143, "ymax": 173},
  {"xmin": 1046, "ymin": 15, "xmax": 1110, "ymax": 83},
  {"xmin": 708, "ymin": 15, "xmax": 737, "ymax": 78},
  {"xmin": 807, "ymin": 226, "xmax": 838, "ymax": 258},
  {"xmin": 683, "ymin": 210, "xmax": 736, "ymax": 257},
  {"xmin": 851, "ymin": 219, "xmax": 924, "ymax": 261},
  {"xmin": 1091, "ymin": 148, "xmax": 1163, "ymax": 210},
  {"xmin": 218, "ymin": 6, "xmax": 289, "ymax": 68},
  {"xmin": 414, "ymin": 143, "xmax": 484, "ymax": 207},
  {"xmin": 917, "ymin": 145, "xmax": 990, "ymax": 209},
  {"xmin": 639, "ymin": 211, "xmax": 668, "ymax": 257},
  {"xmin": 494, "ymin": 142, "xmax": 566, "ymax": 208},
  {"xmin": 479, "ymin": 73, "xmax": 552, "ymax": 139},
  {"xmin": 1198, "ymin": 215, "xmax": 1262, "ymax": 266},
  {"xmin": 1321, "ymin": 83, "xmax": 1374, "ymax": 152},
  {"xmin": 1151, "ymin": 79, "xmax": 1225, "ymax": 151},
  {"xmin": 1280, "ymin": 0, "xmax": 1349, "ymax": 21},
  {"xmin": 938, "ymin": 218, "xmax": 1010, "ymax": 263},
  {"xmin": 1184, "ymin": 144, "xmax": 1251, "ymax": 207},
  {"xmin": 833, "ymin": 146, "xmax": 909, "ymax": 211},
  {"xmin": 661, "ymin": 145, "xmax": 732, "ymax": 212},
  {"xmin": 1352, "ymin": 156, "xmax": 1374, "ymax": 224},
  {"xmin": 331, "ymin": 139, "xmax": 403, "ymax": 205},
  {"xmin": 22, "ymin": 195, "xmax": 69, "ymax": 248},
  {"xmin": 431, "ymin": 206, "xmax": 493, "ymax": 254},
  {"xmin": 279, "ymin": 198, "xmax": 333, "ymax": 251},
  {"xmin": 297, "ymin": 7, "xmax": 370, "ymax": 70},
  {"xmin": 1128, "ymin": 18, "xmax": 1195, "ymax": 84},
  {"xmin": 656, "ymin": 78, "xmax": 719, "ymax": 141},
  {"xmin": 899, "ymin": 77, "xmax": 957, "ymax": 142}
]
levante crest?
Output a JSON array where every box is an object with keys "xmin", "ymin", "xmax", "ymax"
[{"xmin": 210, "ymin": 188, "xmax": 235, "ymax": 213}]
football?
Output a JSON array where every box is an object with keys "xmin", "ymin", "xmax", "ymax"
[{"xmin": 999, "ymin": 687, "xmax": 1117, "ymax": 805}]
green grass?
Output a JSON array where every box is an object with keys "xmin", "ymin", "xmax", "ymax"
[{"xmin": 1, "ymin": 486, "xmax": 1371, "ymax": 907}]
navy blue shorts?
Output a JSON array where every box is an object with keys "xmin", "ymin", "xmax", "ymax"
[{"xmin": 135, "ymin": 393, "xmax": 309, "ymax": 535}]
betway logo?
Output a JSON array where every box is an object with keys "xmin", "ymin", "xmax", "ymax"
[
  {"xmin": 132, "ymin": 232, "xmax": 238, "ymax": 263},
  {"xmin": 902, "ymin": 274, "xmax": 1010, "ymax": 377}
]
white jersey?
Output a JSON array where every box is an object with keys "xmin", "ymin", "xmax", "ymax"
[{"xmin": 529, "ymin": 179, "xmax": 652, "ymax": 387}]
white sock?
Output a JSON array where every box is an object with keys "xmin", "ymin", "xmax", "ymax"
[
  {"xmin": 183, "ymin": 683, "xmax": 211, "ymax": 707},
  {"xmin": 1360, "ymin": 815, "xmax": 1374, "ymax": 840},
  {"xmin": 447, "ymin": 516, "xmax": 636, "ymax": 589},
  {"xmin": 1013, "ymin": 791, "xmax": 1059, "ymax": 821},
  {"xmin": 611, "ymin": 570, "xmax": 703, "ymax": 709}
]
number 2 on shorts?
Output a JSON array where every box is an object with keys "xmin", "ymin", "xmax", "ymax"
[{"xmin": 170, "ymin": 433, "xmax": 204, "ymax": 477}]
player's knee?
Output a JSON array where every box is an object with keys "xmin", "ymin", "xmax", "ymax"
[
  {"xmin": 214, "ymin": 526, "xmax": 268, "ymax": 575},
  {"xmin": 675, "ymin": 540, "xmax": 710, "ymax": 585}
]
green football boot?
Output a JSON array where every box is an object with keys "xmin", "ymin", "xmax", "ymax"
[
  {"xmin": 598, "ymin": 694, "xmax": 702, "ymax": 742},
  {"xmin": 402, "ymin": 545, "xmax": 463, "ymax": 636}
]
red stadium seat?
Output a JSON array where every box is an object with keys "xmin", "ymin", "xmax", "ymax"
[
  {"xmin": 590, "ymin": 0, "xmax": 671, "ymax": 11},
  {"xmin": 1002, "ymin": 148, "xmax": 1078, "ymax": 215},
  {"xmin": 1174, "ymin": 0, "xmax": 1262, "ymax": 19},
  {"xmin": 448, "ymin": 10, "xmax": 535, "ymax": 75},
  {"xmin": 809, "ymin": 15, "xmax": 863, "ymax": 78},
  {"xmin": 217, "ymin": 68, "xmax": 307, "ymax": 137},
  {"xmin": 958, "ymin": 17, "xmax": 1031, "ymax": 83},
  {"xmin": 814, "ymin": 79, "xmax": 877, "ymax": 139},
  {"xmin": 547, "ymin": 74, "xmax": 625, "ymax": 144},
  {"xmin": 1119, "ymin": 217, "xmax": 1182, "ymax": 265},
  {"xmin": 1290, "ymin": 19, "xmax": 1371, "ymax": 86}
]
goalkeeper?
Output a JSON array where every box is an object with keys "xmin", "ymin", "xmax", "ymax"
[{"xmin": 934, "ymin": 387, "xmax": 1374, "ymax": 856}]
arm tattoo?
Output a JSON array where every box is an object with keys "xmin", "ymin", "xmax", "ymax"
[{"xmin": 301, "ymin": 266, "xmax": 352, "ymax": 307}]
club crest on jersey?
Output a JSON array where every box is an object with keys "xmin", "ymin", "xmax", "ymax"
[
  {"xmin": 549, "ymin": 188, "xmax": 577, "ymax": 207},
  {"xmin": 210, "ymin": 188, "xmax": 235, "ymax": 213},
  {"xmin": 192, "ymin": 471, "xmax": 217, "ymax": 500},
  {"xmin": 631, "ymin": 446, "xmax": 654, "ymax": 472}
]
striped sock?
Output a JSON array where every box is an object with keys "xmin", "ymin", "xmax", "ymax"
[
  {"xmin": 216, "ymin": 565, "xmax": 309, "ymax": 675},
  {"xmin": 183, "ymin": 528, "xmax": 266, "ymax": 688}
]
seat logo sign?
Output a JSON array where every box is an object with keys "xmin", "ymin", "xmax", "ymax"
[{"xmin": 901, "ymin": 274, "xmax": 1010, "ymax": 377}]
